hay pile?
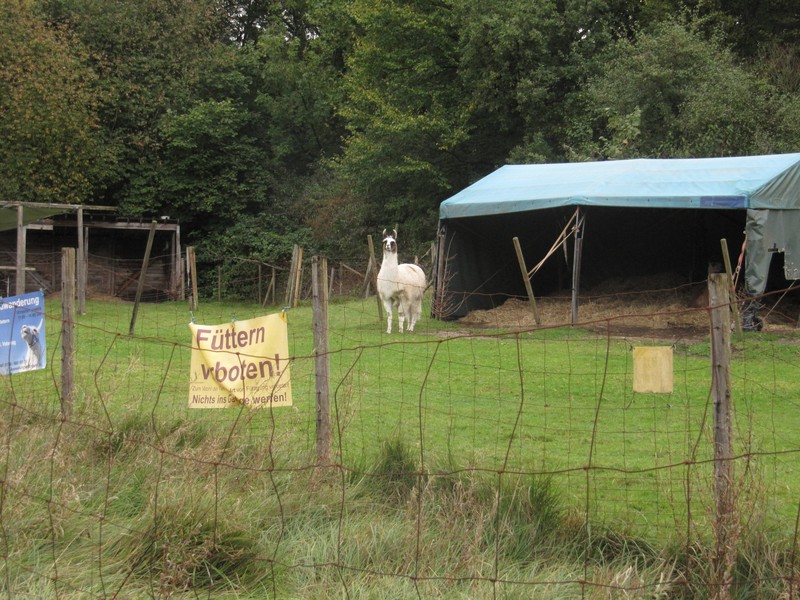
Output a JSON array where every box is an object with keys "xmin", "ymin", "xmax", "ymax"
[{"xmin": 458, "ymin": 274, "xmax": 799, "ymax": 339}]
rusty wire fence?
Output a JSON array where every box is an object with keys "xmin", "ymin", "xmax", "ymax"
[{"xmin": 1, "ymin": 250, "xmax": 800, "ymax": 598}]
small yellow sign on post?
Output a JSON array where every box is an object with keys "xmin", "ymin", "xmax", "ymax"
[{"xmin": 632, "ymin": 346, "xmax": 673, "ymax": 394}]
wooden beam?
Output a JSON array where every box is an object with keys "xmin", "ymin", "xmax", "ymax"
[
  {"xmin": 45, "ymin": 220, "xmax": 179, "ymax": 231},
  {"xmin": 512, "ymin": 236, "xmax": 541, "ymax": 326},
  {"xmin": 129, "ymin": 221, "xmax": 157, "ymax": 335}
]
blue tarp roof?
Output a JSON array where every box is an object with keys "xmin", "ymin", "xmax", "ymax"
[{"xmin": 439, "ymin": 153, "xmax": 800, "ymax": 220}]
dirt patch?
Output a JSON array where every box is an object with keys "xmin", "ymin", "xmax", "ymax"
[{"xmin": 457, "ymin": 277, "xmax": 800, "ymax": 341}]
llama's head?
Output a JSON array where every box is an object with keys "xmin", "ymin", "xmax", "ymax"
[{"xmin": 381, "ymin": 229, "xmax": 398, "ymax": 254}]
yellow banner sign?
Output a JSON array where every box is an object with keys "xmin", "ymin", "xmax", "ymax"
[{"xmin": 189, "ymin": 312, "xmax": 292, "ymax": 409}]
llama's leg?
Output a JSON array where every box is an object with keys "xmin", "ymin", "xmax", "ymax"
[
  {"xmin": 398, "ymin": 306, "xmax": 406, "ymax": 333},
  {"xmin": 385, "ymin": 305, "xmax": 393, "ymax": 333},
  {"xmin": 407, "ymin": 297, "xmax": 421, "ymax": 331}
]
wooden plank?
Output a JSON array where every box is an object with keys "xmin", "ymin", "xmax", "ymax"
[{"xmin": 46, "ymin": 220, "xmax": 179, "ymax": 231}]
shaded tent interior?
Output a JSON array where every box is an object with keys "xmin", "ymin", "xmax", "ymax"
[
  {"xmin": 440, "ymin": 206, "xmax": 746, "ymax": 316},
  {"xmin": 436, "ymin": 154, "xmax": 800, "ymax": 322}
]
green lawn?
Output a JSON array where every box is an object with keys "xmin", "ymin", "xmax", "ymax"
[{"xmin": 3, "ymin": 294, "xmax": 799, "ymax": 597}]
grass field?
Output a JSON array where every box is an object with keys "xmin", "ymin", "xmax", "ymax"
[{"xmin": 2, "ymin": 293, "xmax": 800, "ymax": 597}]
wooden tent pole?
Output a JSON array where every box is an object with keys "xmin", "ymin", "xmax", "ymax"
[
  {"xmin": 571, "ymin": 207, "xmax": 585, "ymax": 325},
  {"xmin": 512, "ymin": 236, "xmax": 541, "ymax": 325}
]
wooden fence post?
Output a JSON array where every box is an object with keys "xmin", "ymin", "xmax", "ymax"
[
  {"xmin": 432, "ymin": 231, "xmax": 447, "ymax": 319},
  {"xmin": 312, "ymin": 256, "xmax": 331, "ymax": 465},
  {"xmin": 367, "ymin": 235, "xmax": 383, "ymax": 320},
  {"xmin": 285, "ymin": 244, "xmax": 299, "ymax": 307},
  {"xmin": 77, "ymin": 207, "xmax": 86, "ymax": 315},
  {"xmin": 187, "ymin": 246, "xmax": 198, "ymax": 311},
  {"xmin": 61, "ymin": 248, "xmax": 76, "ymax": 419},
  {"xmin": 293, "ymin": 247, "xmax": 303, "ymax": 308},
  {"xmin": 262, "ymin": 266, "xmax": 276, "ymax": 307},
  {"xmin": 709, "ymin": 272, "xmax": 736, "ymax": 600},
  {"xmin": 16, "ymin": 205, "xmax": 26, "ymax": 296}
]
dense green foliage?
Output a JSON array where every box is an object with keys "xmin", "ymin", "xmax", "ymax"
[{"xmin": 2, "ymin": 0, "xmax": 799, "ymax": 259}]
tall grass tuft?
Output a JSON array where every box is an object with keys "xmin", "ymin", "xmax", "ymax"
[{"xmin": 366, "ymin": 436, "xmax": 422, "ymax": 503}]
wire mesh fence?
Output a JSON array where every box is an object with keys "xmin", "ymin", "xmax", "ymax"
[{"xmin": 1, "ymin": 249, "xmax": 800, "ymax": 598}]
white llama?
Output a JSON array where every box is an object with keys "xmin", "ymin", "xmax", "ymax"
[{"xmin": 377, "ymin": 229, "xmax": 426, "ymax": 334}]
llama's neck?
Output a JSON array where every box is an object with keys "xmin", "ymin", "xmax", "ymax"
[{"xmin": 380, "ymin": 250, "xmax": 399, "ymax": 272}]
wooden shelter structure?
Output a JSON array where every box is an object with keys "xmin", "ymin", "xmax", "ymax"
[
  {"xmin": 436, "ymin": 153, "xmax": 800, "ymax": 327},
  {"xmin": 0, "ymin": 202, "xmax": 183, "ymax": 307}
]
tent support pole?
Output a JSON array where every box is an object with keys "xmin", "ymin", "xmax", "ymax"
[
  {"xmin": 571, "ymin": 208, "xmax": 585, "ymax": 325},
  {"xmin": 512, "ymin": 237, "xmax": 541, "ymax": 325}
]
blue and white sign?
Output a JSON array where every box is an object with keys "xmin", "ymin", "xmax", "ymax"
[{"xmin": 0, "ymin": 291, "xmax": 46, "ymax": 375}]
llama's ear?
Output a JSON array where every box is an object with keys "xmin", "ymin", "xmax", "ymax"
[
  {"xmin": 382, "ymin": 229, "xmax": 386, "ymax": 237},
  {"xmin": 393, "ymin": 229, "xmax": 398, "ymax": 239}
]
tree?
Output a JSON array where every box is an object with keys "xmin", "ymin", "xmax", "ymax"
[
  {"xmin": 36, "ymin": 0, "xmax": 224, "ymax": 212},
  {"xmin": 0, "ymin": 1, "xmax": 105, "ymax": 203},
  {"xmin": 334, "ymin": 0, "xmax": 666, "ymax": 247},
  {"xmin": 335, "ymin": 0, "xmax": 468, "ymax": 246},
  {"xmin": 689, "ymin": 0, "xmax": 800, "ymax": 58},
  {"xmin": 565, "ymin": 21, "xmax": 800, "ymax": 159}
]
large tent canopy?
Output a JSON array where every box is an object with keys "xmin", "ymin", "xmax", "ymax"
[{"xmin": 437, "ymin": 153, "xmax": 800, "ymax": 319}]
